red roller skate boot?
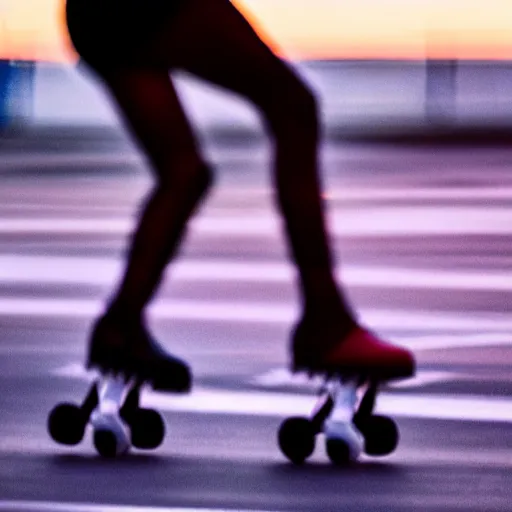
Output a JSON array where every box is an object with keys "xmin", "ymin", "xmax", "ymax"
[
  {"xmin": 278, "ymin": 317, "xmax": 415, "ymax": 465},
  {"xmin": 292, "ymin": 319, "xmax": 415, "ymax": 380}
]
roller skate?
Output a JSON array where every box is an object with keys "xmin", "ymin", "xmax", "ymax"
[
  {"xmin": 47, "ymin": 312, "xmax": 191, "ymax": 457},
  {"xmin": 278, "ymin": 325, "xmax": 415, "ymax": 465},
  {"xmin": 86, "ymin": 313, "xmax": 191, "ymax": 392}
]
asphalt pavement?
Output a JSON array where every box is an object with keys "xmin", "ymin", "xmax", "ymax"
[{"xmin": 1, "ymin": 132, "xmax": 512, "ymax": 511}]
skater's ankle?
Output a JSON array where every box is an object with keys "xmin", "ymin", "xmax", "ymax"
[
  {"xmin": 302, "ymin": 290, "xmax": 357, "ymax": 330},
  {"xmin": 294, "ymin": 306, "xmax": 358, "ymax": 354},
  {"xmin": 104, "ymin": 299, "xmax": 144, "ymax": 326}
]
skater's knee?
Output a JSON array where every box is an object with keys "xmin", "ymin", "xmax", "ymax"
[
  {"xmin": 264, "ymin": 80, "xmax": 319, "ymax": 141},
  {"xmin": 293, "ymin": 84, "xmax": 319, "ymax": 126},
  {"xmin": 157, "ymin": 159, "xmax": 214, "ymax": 204}
]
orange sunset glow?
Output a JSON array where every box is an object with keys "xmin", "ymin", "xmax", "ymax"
[{"xmin": 0, "ymin": 0, "xmax": 512, "ymax": 62}]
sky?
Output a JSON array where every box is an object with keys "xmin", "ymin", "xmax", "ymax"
[{"xmin": 0, "ymin": 0, "xmax": 511, "ymax": 61}]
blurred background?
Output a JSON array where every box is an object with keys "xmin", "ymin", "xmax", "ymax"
[
  {"xmin": 1, "ymin": 0, "xmax": 512, "ymax": 132},
  {"xmin": 1, "ymin": 2, "xmax": 512, "ymax": 512}
]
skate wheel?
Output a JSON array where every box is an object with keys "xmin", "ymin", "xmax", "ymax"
[
  {"xmin": 93, "ymin": 429, "xmax": 120, "ymax": 458},
  {"xmin": 47, "ymin": 403, "xmax": 87, "ymax": 446},
  {"xmin": 129, "ymin": 408, "xmax": 166, "ymax": 450},
  {"xmin": 91, "ymin": 412, "xmax": 131, "ymax": 457},
  {"xmin": 357, "ymin": 415, "xmax": 399, "ymax": 456},
  {"xmin": 278, "ymin": 417, "xmax": 315, "ymax": 465},
  {"xmin": 93, "ymin": 425, "xmax": 131, "ymax": 458},
  {"xmin": 325, "ymin": 438, "xmax": 352, "ymax": 465}
]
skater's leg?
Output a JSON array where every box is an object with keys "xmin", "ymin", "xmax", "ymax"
[
  {"xmin": 88, "ymin": 68, "xmax": 212, "ymax": 390},
  {"xmin": 136, "ymin": 0, "xmax": 413, "ymax": 377},
  {"xmin": 140, "ymin": 0, "xmax": 355, "ymax": 329},
  {"xmin": 101, "ymin": 69, "xmax": 212, "ymax": 316},
  {"xmin": 89, "ymin": 0, "xmax": 413, "ymax": 379}
]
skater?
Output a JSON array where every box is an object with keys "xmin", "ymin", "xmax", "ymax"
[{"xmin": 65, "ymin": 0, "xmax": 415, "ymax": 392}]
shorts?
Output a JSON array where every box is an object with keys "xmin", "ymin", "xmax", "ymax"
[{"xmin": 65, "ymin": 0, "xmax": 186, "ymax": 72}]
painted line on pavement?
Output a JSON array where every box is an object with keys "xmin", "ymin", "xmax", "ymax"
[
  {"xmin": 140, "ymin": 388, "xmax": 512, "ymax": 424},
  {"xmin": 0, "ymin": 206, "xmax": 511, "ymax": 236},
  {"xmin": 213, "ymin": 185, "xmax": 512, "ymax": 201},
  {"xmin": 324, "ymin": 185, "xmax": 512, "ymax": 201},
  {"xmin": 3, "ymin": 184, "xmax": 512, "ymax": 202},
  {"xmin": 251, "ymin": 368, "xmax": 459, "ymax": 390},
  {"xmin": 1, "ymin": 297, "xmax": 512, "ymax": 334},
  {"xmin": 0, "ymin": 255, "xmax": 512, "ymax": 292}
]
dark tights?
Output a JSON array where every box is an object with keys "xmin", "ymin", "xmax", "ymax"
[{"xmin": 97, "ymin": 0, "xmax": 356, "ymax": 338}]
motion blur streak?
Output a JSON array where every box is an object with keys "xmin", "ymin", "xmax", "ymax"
[{"xmin": 2, "ymin": 1, "xmax": 512, "ymax": 511}]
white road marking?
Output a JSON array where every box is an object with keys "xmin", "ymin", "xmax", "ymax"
[
  {"xmin": 143, "ymin": 389, "xmax": 512, "ymax": 424},
  {"xmin": 0, "ymin": 218, "xmax": 130, "ymax": 235},
  {"xmin": 0, "ymin": 205, "xmax": 511, "ymax": 236},
  {"xmin": 1, "ymin": 297, "xmax": 512, "ymax": 334},
  {"xmin": 251, "ymin": 368, "xmax": 459, "ymax": 390},
  {"xmin": 2, "ymin": 183, "xmax": 512, "ymax": 201},
  {"xmin": 215, "ymin": 185, "xmax": 512, "ymax": 202},
  {"xmin": 323, "ymin": 185, "xmax": 512, "ymax": 201},
  {"xmin": 0, "ymin": 254, "xmax": 511, "ymax": 292},
  {"xmin": 0, "ymin": 153, "xmax": 140, "ymax": 171},
  {"xmin": 399, "ymin": 332, "xmax": 512, "ymax": 351},
  {"xmin": 0, "ymin": 502, "xmax": 276, "ymax": 512}
]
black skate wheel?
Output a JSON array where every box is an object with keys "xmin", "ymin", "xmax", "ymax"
[
  {"xmin": 357, "ymin": 415, "xmax": 399, "ymax": 456},
  {"xmin": 129, "ymin": 408, "xmax": 166, "ymax": 450},
  {"xmin": 278, "ymin": 417, "xmax": 315, "ymax": 465},
  {"xmin": 93, "ymin": 429, "xmax": 119, "ymax": 458},
  {"xmin": 47, "ymin": 403, "xmax": 87, "ymax": 446},
  {"xmin": 325, "ymin": 438, "xmax": 351, "ymax": 466}
]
